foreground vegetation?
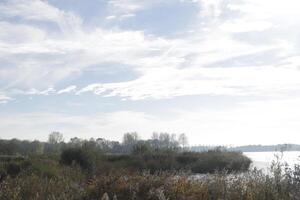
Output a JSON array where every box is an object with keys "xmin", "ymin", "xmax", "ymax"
[
  {"xmin": 0, "ymin": 154, "xmax": 299, "ymax": 200},
  {"xmin": 0, "ymin": 132, "xmax": 299, "ymax": 199}
]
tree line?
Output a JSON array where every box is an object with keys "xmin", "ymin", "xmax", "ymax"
[{"xmin": 0, "ymin": 131, "xmax": 188, "ymax": 156}]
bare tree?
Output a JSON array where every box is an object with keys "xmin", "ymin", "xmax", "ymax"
[
  {"xmin": 178, "ymin": 133, "xmax": 188, "ymax": 149},
  {"xmin": 123, "ymin": 132, "xmax": 139, "ymax": 146},
  {"xmin": 151, "ymin": 132, "xmax": 159, "ymax": 140},
  {"xmin": 48, "ymin": 131, "xmax": 64, "ymax": 144}
]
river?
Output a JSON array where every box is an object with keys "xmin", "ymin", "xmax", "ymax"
[{"xmin": 244, "ymin": 151, "xmax": 300, "ymax": 172}]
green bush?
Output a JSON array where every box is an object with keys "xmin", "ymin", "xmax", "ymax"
[
  {"xmin": 30, "ymin": 160, "xmax": 59, "ymax": 178},
  {"xmin": 190, "ymin": 150, "xmax": 251, "ymax": 173},
  {"xmin": 6, "ymin": 162, "xmax": 22, "ymax": 178},
  {"xmin": 60, "ymin": 148, "xmax": 97, "ymax": 171},
  {"xmin": 101, "ymin": 150, "xmax": 251, "ymax": 173},
  {"xmin": 0, "ymin": 168, "xmax": 6, "ymax": 182}
]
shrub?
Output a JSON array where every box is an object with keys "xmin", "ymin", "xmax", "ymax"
[
  {"xmin": 0, "ymin": 168, "xmax": 6, "ymax": 182},
  {"xmin": 190, "ymin": 151, "xmax": 251, "ymax": 173},
  {"xmin": 101, "ymin": 150, "xmax": 251, "ymax": 174},
  {"xmin": 30, "ymin": 160, "xmax": 59, "ymax": 178},
  {"xmin": 60, "ymin": 147, "xmax": 97, "ymax": 171}
]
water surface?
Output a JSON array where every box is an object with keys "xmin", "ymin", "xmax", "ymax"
[{"xmin": 244, "ymin": 151, "xmax": 300, "ymax": 172}]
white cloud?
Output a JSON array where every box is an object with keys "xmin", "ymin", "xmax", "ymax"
[
  {"xmin": 1, "ymin": 0, "xmax": 300, "ymax": 102},
  {"xmin": 198, "ymin": 0, "xmax": 222, "ymax": 18},
  {"xmin": 0, "ymin": 92, "xmax": 12, "ymax": 104},
  {"xmin": 0, "ymin": 0, "xmax": 82, "ymax": 33},
  {"xmin": 228, "ymin": 0, "xmax": 300, "ymax": 19},
  {"xmin": 120, "ymin": 13, "xmax": 136, "ymax": 19},
  {"xmin": 220, "ymin": 20, "xmax": 273, "ymax": 33},
  {"xmin": 20, "ymin": 88, "xmax": 56, "ymax": 96},
  {"xmin": 107, "ymin": 0, "xmax": 191, "ymax": 20},
  {"xmin": 58, "ymin": 85, "xmax": 77, "ymax": 94},
  {"xmin": 107, "ymin": 0, "xmax": 149, "ymax": 14},
  {"xmin": 106, "ymin": 15, "xmax": 116, "ymax": 20},
  {"xmin": 0, "ymin": 21, "xmax": 46, "ymax": 44},
  {"xmin": 77, "ymin": 61, "xmax": 300, "ymax": 100},
  {"xmin": 0, "ymin": 1, "xmax": 176, "ymax": 89}
]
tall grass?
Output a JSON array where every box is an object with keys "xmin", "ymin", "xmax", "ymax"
[{"xmin": 1, "ymin": 155, "xmax": 300, "ymax": 200}]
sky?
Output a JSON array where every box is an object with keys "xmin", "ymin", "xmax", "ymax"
[{"xmin": 1, "ymin": 0, "xmax": 300, "ymax": 145}]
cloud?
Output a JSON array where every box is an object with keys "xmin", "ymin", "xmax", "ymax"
[
  {"xmin": 0, "ymin": 1, "xmax": 176, "ymax": 89},
  {"xmin": 20, "ymin": 88, "xmax": 56, "ymax": 96},
  {"xmin": 58, "ymin": 85, "xmax": 77, "ymax": 94},
  {"xmin": 0, "ymin": 0, "xmax": 82, "ymax": 33},
  {"xmin": 0, "ymin": 92, "xmax": 12, "ymax": 104},
  {"xmin": 220, "ymin": 21, "xmax": 273, "ymax": 33},
  {"xmin": 77, "ymin": 60, "xmax": 300, "ymax": 100},
  {"xmin": 107, "ymin": 0, "xmax": 150, "ymax": 14},
  {"xmin": 197, "ymin": 0, "xmax": 222, "ymax": 18},
  {"xmin": 1, "ymin": 0, "xmax": 300, "ymax": 102},
  {"xmin": 0, "ymin": 21, "xmax": 46, "ymax": 44},
  {"xmin": 106, "ymin": 15, "xmax": 117, "ymax": 20},
  {"xmin": 106, "ymin": 0, "xmax": 196, "ymax": 20}
]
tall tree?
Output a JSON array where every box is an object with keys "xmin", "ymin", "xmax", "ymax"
[
  {"xmin": 48, "ymin": 132, "xmax": 64, "ymax": 144},
  {"xmin": 123, "ymin": 132, "xmax": 139, "ymax": 146},
  {"xmin": 178, "ymin": 133, "xmax": 188, "ymax": 149}
]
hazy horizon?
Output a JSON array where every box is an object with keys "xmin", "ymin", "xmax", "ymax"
[{"xmin": 1, "ymin": 0, "xmax": 300, "ymax": 145}]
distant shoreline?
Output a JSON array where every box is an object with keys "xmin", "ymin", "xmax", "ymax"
[{"xmin": 190, "ymin": 144, "xmax": 300, "ymax": 152}]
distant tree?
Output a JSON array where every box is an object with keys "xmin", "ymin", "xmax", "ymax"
[
  {"xmin": 159, "ymin": 133, "xmax": 171, "ymax": 148},
  {"xmin": 82, "ymin": 138, "xmax": 98, "ymax": 151},
  {"xmin": 5, "ymin": 139, "xmax": 20, "ymax": 155},
  {"xmin": 178, "ymin": 133, "xmax": 188, "ymax": 149},
  {"xmin": 151, "ymin": 132, "xmax": 159, "ymax": 140},
  {"xmin": 95, "ymin": 138, "xmax": 110, "ymax": 151},
  {"xmin": 132, "ymin": 142, "xmax": 152, "ymax": 155},
  {"xmin": 170, "ymin": 134, "xmax": 179, "ymax": 148},
  {"xmin": 123, "ymin": 132, "xmax": 139, "ymax": 146},
  {"xmin": 110, "ymin": 141, "xmax": 122, "ymax": 153},
  {"xmin": 31, "ymin": 140, "xmax": 44, "ymax": 154},
  {"xmin": 123, "ymin": 132, "xmax": 139, "ymax": 153},
  {"xmin": 48, "ymin": 132, "xmax": 64, "ymax": 144},
  {"xmin": 69, "ymin": 137, "xmax": 82, "ymax": 147}
]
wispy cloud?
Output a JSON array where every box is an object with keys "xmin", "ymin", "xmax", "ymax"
[
  {"xmin": 0, "ymin": 92, "xmax": 12, "ymax": 104},
  {"xmin": 2, "ymin": 0, "xmax": 299, "ymax": 100},
  {"xmin": 0, "ymin": 0, "xmax": 82, "ymax": 33},
  {"xmin": 18, "ymin": 88, "xmax": 56, "ymax": 96},
  {"xmin": 58, "ymin": 85, "xmax": 77, "ymax": 94}
]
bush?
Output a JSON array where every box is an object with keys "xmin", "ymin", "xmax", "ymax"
[
  {"xmin": 190, "ymin": 150, "xmax": 251, "ymax": 173},
  {"xmin": 6, "ymin": 162, "xmax": 22, "ymax": 177},
  {"xmin": 30, "ymin": 159, "xmax": 59, "ymax": 178},
  {"xmin": 0, "ymin": 168, "xmax": 6, "ymax": 182},
  {"xmin": 100, "ymin": 150, "xmax": 251, "ymax": 174},
  {"xmin": 60, "ymin": 148, "xmax": 97, "ymax": 171}
]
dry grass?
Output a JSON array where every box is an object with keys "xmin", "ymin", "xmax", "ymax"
[
  {"xmin": 1, "ymin": 164, "xmax": 300, "ymax": 200},
  {"xmin": 0, "ymin": 153, "xmax": 300, "ymax": 200}
]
